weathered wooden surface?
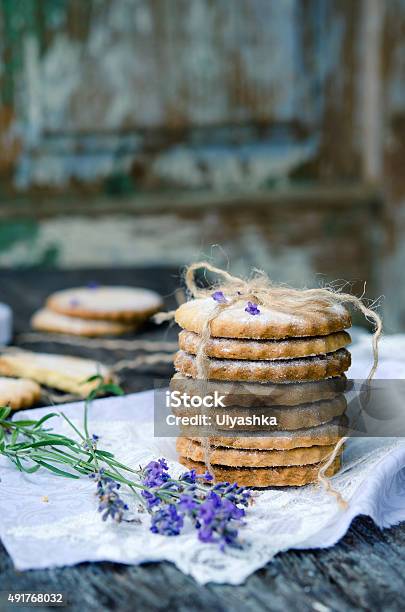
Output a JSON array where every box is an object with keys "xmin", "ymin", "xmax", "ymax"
[{"xmin": 0, "ymin": 267, "xmax": 405, "ymax": 612}]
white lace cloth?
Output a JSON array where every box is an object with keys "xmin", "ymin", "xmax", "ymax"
[{"xmin": 1, "ymin": 330, "xmax": 405, "ymax": 585}]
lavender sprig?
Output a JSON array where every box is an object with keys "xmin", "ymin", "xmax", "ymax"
[
  {"xmin": 140, "ymin": 461, "xmax": 251, "ymax": 549},
  {"xmin": 0, "ymin": 379, "xmax": 253, "ymax": 550}
]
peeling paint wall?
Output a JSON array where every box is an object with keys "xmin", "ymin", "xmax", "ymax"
[{"xmin": 0, "ymin": 0, "xmax": 359, "ymax": 191}]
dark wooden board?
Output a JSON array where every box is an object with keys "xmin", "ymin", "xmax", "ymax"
[{"xmin": 0, "ymin": 267, "xmax": 405, "ymax": 612}]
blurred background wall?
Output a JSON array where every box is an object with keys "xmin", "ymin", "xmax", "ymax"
[{"xmin": 0, "ymin": 0, "xmax": 404, "ymax": 330}]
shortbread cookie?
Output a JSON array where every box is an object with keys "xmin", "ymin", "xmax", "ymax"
[
  {"xmin": 31, "ymin": 308, "xmax": 140, "ymax": 337},
  {"xmin": 182, "ymin": 417, "xmax": 348, "ymax": 450},
  {"xmin": 47, "ymin": 286, "xmax": 163, "ymax": 321},
  {"xmin": 0, "ymin": 377, "xmax": 41, "ymax": 410},
  {"xmin": 173, "ymin": 394, "xmax": 347, "ymax": 431},
  {"xmin": 178, "ymin": 330, "xmax": 351, "ymax": 361},
  {"xmin": 174, "ymin": 348, "xmax": 351, "ymax": 383},
  {"xmin": 177, "ymin": 437, "xmax": 341, "ymax": 468},
  {"xmin": 0, "ymin": 350, "xmax": 111, "ymax": 396},
  {"xmin": 179, "ymin": 456, "xmax": 341, "ymax": 487},
  {"xmin": 170, "ymin": 372, "xmax": 350, "ymax": 407},
  {"xmin": 175, "ymin": 297, "xmax": 351, "ymax": 339}
]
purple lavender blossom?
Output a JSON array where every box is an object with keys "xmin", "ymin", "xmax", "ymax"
[
  {"xmin": 179, "ymin": 469, "xmax": 197, "ymax": 484},
  {"xmin": 142, "ymin": 458, "xmax": 170, "ymax": 488},
  {"xmin": 69, "ymin": 298, "xmax": 80, "ymax": 307},
  {"xmin": 245, "ymin": 301, "xmax": 260, "ymax": 315},
  {"xmin": 139, "ymin": 460, "xmax": 252, "ymax": 550},
  {"xmin": 90, "ymin": 468, "xmax": 128, "ymax": 522},
  {"xmin": 212, "ymin": 291, "xmax": 227, "ymax": 304},
  {"xmin": 178, "ymin": 494, "xmax": 198, "ymax": 512},
  {"xmin": 141, "ymin": 489, "xmax": 160, "ymax": 509},
  {"xmin": 195, "ymin": 492, "xmax": 246, "ymax": 549},
  {"xmin": 150, "ymin": 504, "xmax": 184, "ymax": 536},
  {"xmin": 87, "ymin": 280, "xmax": 100, "ymax": 289}
]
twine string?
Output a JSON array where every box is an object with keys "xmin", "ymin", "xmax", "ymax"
[{"xmin": 182, "ymin": 262, "xmax": 382, "ymax": 508}]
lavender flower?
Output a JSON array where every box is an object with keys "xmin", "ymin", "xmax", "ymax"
[
  {"xmin": 140, "ymin": 458, "xmax": 251, "ymax": 550},
  {"xmin": 90, "ymin": 468, "xmax": 129, "ymax": 522},
  {"xmin": 179, "ymin": 469, "xmax": 197, "ymax": 484},
  {"xmin": 195, "ymin": 492, "xmax": 246, "ymax": 550},
  {"xmin": 245, "ymin": 301, "xmax": 260, "ymax": 315},
  {"xmin": 212, "ymin": 291, "xmax": 227, "ymax": 304},
  {"xmin": 142, "ymin": 458, "xmax": 170, "ymax": 487},
  {"xmin": 87, "ymin": 280, "xmax": 100, "ymax": 289},
  {"xmin": 178, "ymin": 494, "xmax": 198, "ymax": 512},
  {"xmin": 150, "ymin": 504, "xmax": 184, "ymax": 536},
  {"xmin": 141, "ymin": 489, "xmax": 161, "ymax": 509},
  {"xmin": 83, "ymin": 433, "xmax": 100, "ymax": 450},
  {"xmin": 90, "ymin": 458, "xmax": 252, "ymax": 550},
  {"xmin": 69, "ymin": 298, "xmax": 80, "ymax": 307}
]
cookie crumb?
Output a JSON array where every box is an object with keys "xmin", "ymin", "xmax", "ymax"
[{"xmin": 41, "ymin": 496, "xmax": 49, "ymax": 503}]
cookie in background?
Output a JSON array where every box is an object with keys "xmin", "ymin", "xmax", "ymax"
[
  {"xmin": 0, "ymin": 377, "xmax": 41, "ymax": 410},
  {"xmin": 31, "ymin": 285, "xmax": 163, "ymax": 337},
  {"xmin": 0, "ymin": 350, "xmax": 112, "ymax": 397}
]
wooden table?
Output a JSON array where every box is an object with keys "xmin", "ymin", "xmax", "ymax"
[{"xmin": 1, "ymin": 268, "xmax": 404, "ymax": 612}]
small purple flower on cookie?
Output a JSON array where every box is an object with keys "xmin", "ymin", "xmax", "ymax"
[
  {"xmin": 87, "ymin": 280, "xmax": 100, "ymax": 289},
  {"xmin": 69, "ymin": 298, "xmax": 80, "ymax": 307},
  {"xmin": 212, "ymin": 291, "xmax": 227, "ymax": 304},
  {"xmin": 245, "ymin": 302, "xmax": 260, "ymax": 315}
]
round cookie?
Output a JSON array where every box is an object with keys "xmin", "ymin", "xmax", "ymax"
[
  {"xmin": 47, "ymin": 286, "xmax": 163, "ymax": 322},
  {"xmin": 170, "ymin": 372, "xmax": 350, "ymax": 407},
  {"xmin": 173, "ymin": 394, "xmax": 347, "ymax": 432},
  {"xmin": 184, "ymin": 417, "xmax": 348, "ymax": 451},
  {"xmin": 0, "ymin": 350, "xmax": 111, "ymax": 397},
  {"xmin": 175, "ymin": 297, "xmax": 351, "ymax": 340},
  {"xmin": 0, "ymin": 377, "xmax": 41, "ymax": 410},
  {"xmin": 179, "ymin": 456, "xmax": 341, "ymax": 487},
  {"xmin": 174, "ymin": 348, "xmax": 351, "ymax": 383},
  {"xmin": 31, "ymin": 308, "xmax": 140, "ymax": 337},
  {"xmin": 177, "ymin": 437, "xmax": 341, "ymax": 468},
  {"xmin": 178, "ymin": 330, "xmax": 351, "ymax": 361}
]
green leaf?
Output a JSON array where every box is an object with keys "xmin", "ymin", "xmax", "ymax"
[
  {"xmin": 83, "ymin": 374, "xmax": 104, "ymax": 384},
  {"xmin": 14, "ymin": 456, "xmax": 41, "ymax": 474},
  {"xmin": 12, "ymin": 440, "xmax": 78, "ymax": 451},
  {"xmin": 33, "ymin": 413, "xmax": 59, "ymax": 429},
  {"xmin": 0, "ymin": 406, "xmax": 11, "ymax": 419},
  {"xmin": 99, "ymin": 384, "xmax": 124, "ymax": 397},
  {"xmin": 10, "ymin": 419, "xmax": 38, "ymax": 427},
  {"xmin": 60, "ymin": 412, "xmax": 86, "ymax": 440},
  {"xmin": 34, "ymin": 460, "xmax": 80, "ymax": 479},
  {"xmin": 94, "ymin": 449, "xmax": 115, "ymax": 458}
]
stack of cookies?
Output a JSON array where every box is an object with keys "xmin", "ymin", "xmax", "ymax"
[
  {"xmin": 31, "ymin": 286, "xmax": 163, "ymax": 337},
  {"xmin": 172, "ymin": 294, "xmax": 352, "ymax": 487}
]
